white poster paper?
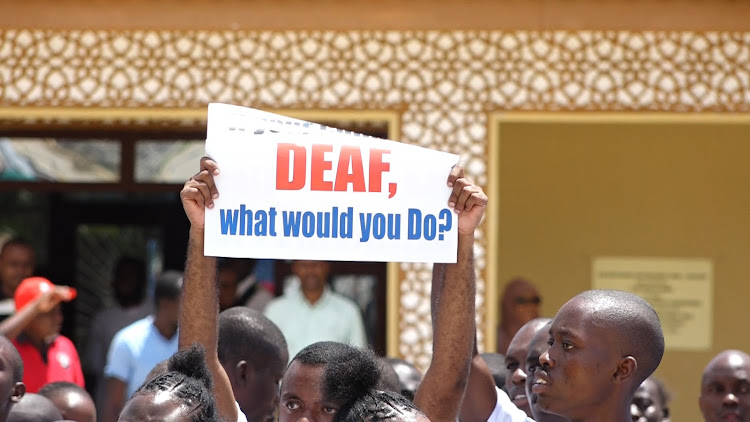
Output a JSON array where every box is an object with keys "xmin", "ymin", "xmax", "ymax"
[
  {"xmin": 203, "ymin": 103, "xmax": 460, "ymax": 263},
  {"xmin": 592, "ymin": 256, "xmax": 713, "ymax": 351}
]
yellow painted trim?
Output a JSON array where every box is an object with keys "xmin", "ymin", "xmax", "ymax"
[
  {"xmin": 0, "ymin": 107, "xmax": 401, "ymax": 128},
  {"xmin": 485, "ymin": 111, "xmax": 750, "ymax": 353},
  {"xmin": 485, "ymin": 113, "xmax": 501, "ymax": 352},
  {"xmin": 386, "ymin": 262, "xmax": 401, "ymax": 357},
  {"xmin": 490, "ymin": 112, "xmax": 750, "ymax": 124}
]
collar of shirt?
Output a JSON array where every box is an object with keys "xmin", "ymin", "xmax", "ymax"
[{"xmin": 291, "ymin": 285, "xmax": 333, "ymax": 308}]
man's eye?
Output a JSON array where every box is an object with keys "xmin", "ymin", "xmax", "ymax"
[
  {"xmin": 285, "ymin": 401, "xmax": 301, "ymax": 411},
  {"xmin": 322, "ymin": 406, "xmax": 337, "ymax": 415},
  {"xmin": 506, "ymin": 362, "xmax": 519, "ymax": 371},
  {"xmin": 562, "ymin": 342, "xmax": 574, "ymax": 350},
  {"xmin": 547, "ymin": 338, "xmax": 554, "ymax": 346}
]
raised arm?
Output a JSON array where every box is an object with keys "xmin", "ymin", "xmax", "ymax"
[
  {"xmin": 414, "ymin": 166, "xmax": 487, "ymax": 422},
  {"xmin": 179, "ymin": 157, "xmax": 238, "ymax": 422},
  {"xmin": 0, "ymin": 286, "xmax": 72, "ymax": 340}
]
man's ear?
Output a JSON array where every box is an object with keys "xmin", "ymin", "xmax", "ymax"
[
  {"xmin": 612, "ymin": 356, "xmax": 637, "ymax": 384},
  {"xmin": 11, "ymin": 382, "xmax": 25, "ymax": 403},
  {"xmin": 236, "ymin": 360, "xmax": 254, "ymax": 386}
]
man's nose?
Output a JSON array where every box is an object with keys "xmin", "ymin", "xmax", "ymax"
[
  {"xmin": 723, "ymin": 392, "xmax": 740, "ymax": 406},
  {"xmin": 539, "ymin": 350, "xmax": 552, "ymax": 368},
  {"xmin": 511, "ymin": 367, "xmax": 527, "ymax": 384}
]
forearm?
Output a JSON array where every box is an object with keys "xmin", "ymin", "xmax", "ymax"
[
  {"xmin": 415, "ymin": 233, "xmax": 476, "ymax": 422},
  {"xmin": 0, "ymin": 302, "xmax": 39, "ymax": 340},
  {"xmin": 180, "ymin": 226, "xmax": 237, "ymax": 422}
]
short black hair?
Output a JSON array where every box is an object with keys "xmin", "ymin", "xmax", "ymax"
[
  {"xmin": 0, "ymin": 237, "xmax": 33, "ymax": 255},
  {"xmin": 132, "ymin": 344, "xmax": 219, "ymax": 422},
  {"xmin": 218, "ymin": 307, "xmax": 288, "ymax": 368},
  {"xmin": 293, "ymin": 342, "xmax": 380, "ymax": 406},
  {"xmin": 335, "ymin": 389, "xmax": 423, "ymax": 422},
  {"xmin": 7, "ymin": 393, "xmax": 62, "ymax": 422},
  {"xmin": 153, "ymin": 270, "xmax": 183, "ymax": 305},
  {"xmin": 576, "ymin": 290, "xmax": 664, "ymax": 386},
  {"xmin": 38, "ymin": 381, "xmax": 91, "ymax": 401},
  {"xmin": 0, "ymin": 335, "xmax": 23, "ymax": 383}
]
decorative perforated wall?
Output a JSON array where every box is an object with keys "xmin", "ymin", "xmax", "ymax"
[{"xmin": 2, "ymin": 29, "xmax": 749, "ymax": 368}]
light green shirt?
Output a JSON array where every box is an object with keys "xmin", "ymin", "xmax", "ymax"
[{"xmin": 264, "ymin": 286, "xmax": 367, "ymax": 359}]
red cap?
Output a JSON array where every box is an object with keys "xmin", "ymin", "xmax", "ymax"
[{"xmin": 14, "ymin": 277, "xmax": 77, "ymax": 311}]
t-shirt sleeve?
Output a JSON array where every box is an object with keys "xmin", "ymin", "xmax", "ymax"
[
  {"xmin": 104, "ymin": 332, "xmax": 132, "ymax": 383},
  {"xmin": 236, "ymin": 401, "xmax": 248, "ymax": 422},
  {"xmin": 486, "ymin": 387, "xmax": 534, "ymax": 422}
]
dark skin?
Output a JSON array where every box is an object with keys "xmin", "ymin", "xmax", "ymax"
[
  {"xmin": 497, "ymin": 279, "xmax": 540, "ymax": 354},
  {"xmin": 0, "ymin": 286, "xmax": 73, "ymax": 349},
  {"xmin": 278, "ymin": 361, "xmax": 337, "ymax": 422},
  {"xmin": 0, "ymin": 244, "xmax": 34, "ymax": 299},
  {"xmin": 699, "ymin": 350, "xmax": 750, "ymax": 422},
  {"xmin": 631, "ymin": 378, "xmax": 668, "ymax": 422},
  {"xmin": 183, "ymin": 157, "xmax": 290, "ymax": 422},
  {"xmin": 504, "ymin": 319, "xmax": 549, "ymax": 417},
  {"xmin": 0, "ymin": 340, "xmax": 25, "ymax": 422},
  {"xmin": 291, "ymin": 261, "xmax": 330, "ymax": 305},
  {"xmin": 45, "ymin": 390, "xmax": 96, "ymax": 422},
  {"xmin": 525, "ymin": 323, "xmax": 568, "ymax": 422},
  {"xmin": 416, "ymin": 165, "xmax": 487, "ymax": 422},
  {"xmin": 117, "ymin": 392, "xmax": 193, "ymax": 422},
  {"xmin": 534, "ymin": 296, "xmax": 638, "ymax": 422},
  {"xmin": 180, "ymin": 157, "xmax": 241, "ymax": 422}
]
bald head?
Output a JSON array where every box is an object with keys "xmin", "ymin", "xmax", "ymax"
[
  {"xmin": 7, "ymin": 394, "xmax": 62, "ymax": 422},
  {"xmin": 573, "ymin": 290, "xmax": 664, "ymax": 386},
  {"xmin": 699, "ymin": 350, "xmax": 750, "ymax": 422},
  {"xmin": 38, "ymin": 382, "xmax": 95, "ymax": 422}
]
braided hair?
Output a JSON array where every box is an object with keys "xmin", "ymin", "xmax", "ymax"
[{"xmin": 131, "ymin": 344, "xmax": 220, "ymax": 422}]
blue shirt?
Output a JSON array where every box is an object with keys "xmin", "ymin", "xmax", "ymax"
[
  {"xmin": 104, "ymin": 315, "xmax": 179, "ymax": 399},
  {"xmin": 265, "ymin": 287, "xmax": 367, "ymax": 359}
]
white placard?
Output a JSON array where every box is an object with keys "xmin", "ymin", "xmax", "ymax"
[
  {"xmin": 203, "ymin": 103, "xmax": 460, "ymax": 263},
  {"xmin": 592, "ymin": 256, "xmax": 713, "ymax": 351}
]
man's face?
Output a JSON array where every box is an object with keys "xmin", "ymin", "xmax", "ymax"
[
  {"xmin": 631, "ymin": 378, "xmax": 667, "ymax": 422},
  {"xmin": 292, "ymin": 261, "xmax": 329, "ymax": 293},
  {"xmin": 525, "ymin": 325, "xmax": 568, "ymax": 422},
  {"xmin": 505, "ymin": 323, "xmax": 540, "ymax": 417},
  {"xmin": 217, "ymin": 268, "xmax": 239, "ymax": 311},
  {"xmin": 158, "ymin": 298, "xmax": 180, "ymax": 332},
  {"xmin": 240, "ymin": 353, "xmax": 288, "ymax": 422},
  {"xmin": 533, "ymin": 298, "xmax": 617, "ymax": 420},
  {"xmin": 279, "ymin": 360, "xmax": 338, "ymax": 422},
  {"xmin": 0, "ymin": 245, "xmax": 34, "ymax": 294},
  {"xmin": 24, "ymin": 304, "xmax": 62, "ymax": 343},
  {"xmin": 699, "ymin": 353, "xmax": 750, "ymax": 422},
  {"xmin": 504, "ymin": 283, "xmax": 541, "ymax": 325}
]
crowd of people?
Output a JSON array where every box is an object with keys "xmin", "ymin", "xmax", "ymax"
[{"xmin": 0, "ymin": 158, "xmax": 746, "ymax": 422}]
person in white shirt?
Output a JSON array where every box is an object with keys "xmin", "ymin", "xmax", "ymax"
[{"xmin": 265, "ymin": 260, "xmax": 367, "ymax": 359}]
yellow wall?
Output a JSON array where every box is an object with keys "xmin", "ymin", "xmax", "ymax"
[{"xmin": 493, "ymin": 114, "xmax": 750, "ymax": 421}]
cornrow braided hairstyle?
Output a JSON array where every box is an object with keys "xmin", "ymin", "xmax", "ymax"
[{"xmin": 132, "ymin": 344, "xmax": 220, "ymax": 422}]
